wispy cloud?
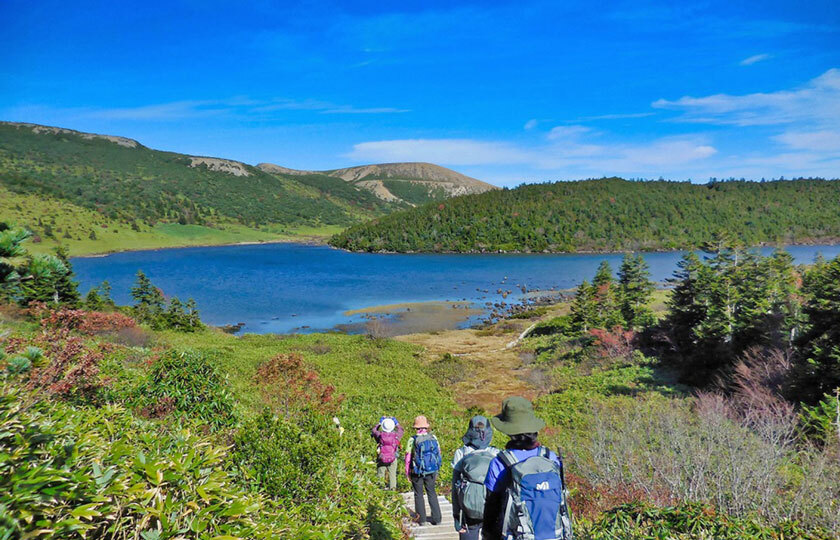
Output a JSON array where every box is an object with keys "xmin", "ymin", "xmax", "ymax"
[
  {"xmin": 652, "ymin": 68, "xmax": 840, "ymax": 126},
  {"xmin": 580, "ymin": 112, "xmax": 655, "ymax": 121},
  {"xmin": 2, "ymin": 96, "xmax": 409, "ymax": 123},
  {"xmin": 346, "ymin": 128, "xmax": 717, "ymax": 178},
  {"xmin": 523, "ymin": 119, "xmax": 539, "ymax": 130},
  {"xmin": 347, "ymin": 139, "xmax": 530, "ymax": 165},
  {"xmin": 739, "ymin": 53, "xmax": 772, "ymax": 66},
  {"xmin": 321, "ymin": 105, "xmax": 410, "ymax": 114}
]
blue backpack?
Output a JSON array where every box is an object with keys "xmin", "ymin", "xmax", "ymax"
[
  {"xmin": 411, "ymin": 433, "xmax": 442, "ymax": 476},
  {"xmin": 498, "ymin": 447, "xmax": 573, "ymax": 540}
]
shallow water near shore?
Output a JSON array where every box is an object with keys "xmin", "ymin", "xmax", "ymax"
[{"xmin": 71, "ymin": 243, "xmax": 840, "ymax": 335}]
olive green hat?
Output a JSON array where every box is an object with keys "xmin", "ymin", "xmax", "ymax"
[{"xmin": 490, "ymin": 396, "xmax": 546, "ymax": 435}]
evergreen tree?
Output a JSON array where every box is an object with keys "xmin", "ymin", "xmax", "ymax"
[
  {"xmin": 185, "ymin": 298, "xmax": 202, "ymax": 330},
  {"xmin": 163, "ymin": 297, "xmax": 187, "ymax": 330},
  {"xmin": 570, "ymin": 280, "xmax": 598, "ymax": 333},
  {"xmin": 18, "ymin": 254, "xmax": 76, "ymax": 306},
  {"xmin": 99, "ymin": 280, "xmax": 115, "ymax": 307},
  {"xmin": 0, "ymin": 223, "xmax": 31, "ymax": 300},
  {"xmin": 790, "ymin": 256, "xmax": 840, "ymax": 404},
  {"xmin": 51, "ymin": 245, "xmax": 80, "ymax": 306},
  {"xmin": 665, "ymin": 252, "xmax": 709, "ymax": 355},
  {"xmin": 131, "ymin": 270, "xmax": 165, "ymax": 323},
  {"xmin": 592, "ymin": 260, "xmax": 624, "ymax": 328},
  {"xmin": 618, "ymin": 254, "xmax": 655, "ymax": 329},
  {"xmin": 85, "ymin": 287, "xmax": 104, "ymax": 310}
]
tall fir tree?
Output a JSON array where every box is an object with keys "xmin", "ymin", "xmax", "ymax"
[
  {"xmin": 570, "ymin": 279, "xmax": 598, "ymax": 333},
  {"xmin": 790, "ymin": 256, "xmax": 840, "ymax": 404},
  {"xmin": 592, "ymin": 260, "xmax": 624, "ymax": 328},
  {"xmin": 618, "ymin": 253, "xmax": 655, "ymax": 329}
]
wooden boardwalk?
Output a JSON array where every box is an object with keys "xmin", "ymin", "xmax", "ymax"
[{"xmin": 402, "ymin": 492, "xmax": 459, "ymax": 540}]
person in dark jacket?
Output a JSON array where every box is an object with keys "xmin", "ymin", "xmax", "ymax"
[{"xmin": 452, "ymin": 415, "xmax": 498, "ymax": 540}]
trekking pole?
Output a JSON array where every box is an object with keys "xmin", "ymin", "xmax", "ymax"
[{"xmin": 557, "ymin": 448, "xmax": 573, "ymax": 540}]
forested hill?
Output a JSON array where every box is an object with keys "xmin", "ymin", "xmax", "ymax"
[
  {"xmin": 330, "ymin": 177, "xmax": 840, "ymax": 253},
  {"xmin": 0, "ymin": 122, "xmax": 492, "ymax": 254}
]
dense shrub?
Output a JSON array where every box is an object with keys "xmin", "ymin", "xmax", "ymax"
[
  {"xmin": 254, "ymin": 352, "xmax": 342, "ymax": 418},
  {"xmin": 233, "ymin": 411, "xmax": 337, "ymax": 505},
  {"xmin": 135, "ymin": 349, "xmax": 236, "ymax": 429},
  {"xmin": 577, "ymin": 394, "xmax": 840, "ymax": 533},
  {"xmin": 579, "ymin": 502, "xmax": 834, "ymax": 540},
  {"xmin": 0, "ymin": 386, "xmax": 287, "ymax": 539}
]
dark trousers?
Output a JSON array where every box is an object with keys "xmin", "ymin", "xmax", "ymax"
[
  {"xmin": 459, "ymin": 522, "xmax": 482, "ymax": 540},
  {"xmin": 411, "ymin": 473, "xmax": 441, "ymax": 525}
]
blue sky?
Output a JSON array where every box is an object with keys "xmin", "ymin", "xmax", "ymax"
[{"xmin": 2, "ymin": 0, "xmax": 839, "ymax": 186}]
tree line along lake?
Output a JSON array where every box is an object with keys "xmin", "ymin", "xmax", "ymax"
[{"xmin": 71, "ymin": 243, "xmax": 840, "ymax": 335}]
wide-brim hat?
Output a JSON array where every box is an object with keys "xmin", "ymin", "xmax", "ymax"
[
  {"xmin": 381, "ymin": 418, "xmax": 396, "ymax": 433},
  {"xmin": 413, "ymin": 415, "xmax": 430, "ymax": 429},
  {"xmin": 490, "ymin": 396, "xmax": 545, "ymax": 435}
]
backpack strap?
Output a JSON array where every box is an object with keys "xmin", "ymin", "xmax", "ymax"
[{"xmin": 498, "ymin": 449, "xmax": 518, "ymax": 470}]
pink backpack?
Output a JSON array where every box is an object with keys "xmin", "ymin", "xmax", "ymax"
[{"xmin": 378, "ymin": 431, "xmax": 399, "ymax": 464}]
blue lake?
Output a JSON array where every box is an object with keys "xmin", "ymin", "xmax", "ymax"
[{"xmin": 71, "ymin": 243, "xmax": 840, "ymax": 334}]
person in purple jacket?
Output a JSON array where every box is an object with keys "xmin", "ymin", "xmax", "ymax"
[
  {"xmin": 482, "ymin": 397, "xmax": 566, "ymax": 540},
  {"xmin": 371, "ymin": 416, "xmax": 404, "ymax": 490}
]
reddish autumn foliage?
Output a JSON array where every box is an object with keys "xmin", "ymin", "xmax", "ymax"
[
  {"xmin": 566, "ymin": 471, "xmax": 674, "ymax": 521},
  {"xmin": 138, "ymin": 395, "xmax": 176, "ymax": 420},
  {"xmin": 589, "ymin": 325, "xmax": 636, "ymax": 363},
  {"xmin": 25, "ymin": 334, "xmax": 105, "ymax": 399},
  {"xmin": 37, "ymin": 307, "xmax": 136, "ymax": 336},
  {"xmin": 254, "ymin": 352, "xmax": 343, "ymax": 417}
]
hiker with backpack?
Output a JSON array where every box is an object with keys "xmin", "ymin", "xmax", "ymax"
[
  {"xmin": 371, "ymin": 416, "xmax": 404, "ymax": 490},
  {"xmin": 405, "ymin": 415, "xmax": 443, "ymax": 526},
  {"xmin": 452, "ymin": 415, "xmax": 499, "ymax": 540},
  {"xmin": 483, "ymin": 397, "xmax": 572, "ymax": 540}
]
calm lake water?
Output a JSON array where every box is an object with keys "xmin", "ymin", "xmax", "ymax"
[{"xmin": 71, "ymin": 243, "xmax": 840, "ymax": 334}]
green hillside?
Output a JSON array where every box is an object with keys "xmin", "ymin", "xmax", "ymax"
[
  {"xmin": 330, "ymin": 177, "xmax": 840, "ymax": 253},
  {"xmin": 0, "ymin": 122, "xmax": 401, "ymax": 254}
]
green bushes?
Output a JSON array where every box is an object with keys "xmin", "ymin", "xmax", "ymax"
[
  {"xmin": 579, "ymin": 502, "xmax": 834, "ymax": 540},
  {"xmin": 233, "ymin": 412, "xmax": 337, "ymax": 504},
  {"xmin": 135, "ymin": 349, "xmax": 236, "ymax": 429},
  {"xmin": 0, "ymin": 386, "xmax": 288, "ymax": 539}
]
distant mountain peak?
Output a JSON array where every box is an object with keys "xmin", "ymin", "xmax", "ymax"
[{"xmin": 256, "ymin": 163, "xmax": 313, "ymax": 176}]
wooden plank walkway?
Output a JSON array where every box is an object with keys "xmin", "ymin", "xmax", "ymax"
[{"xmin": 402, "ymin": 492, "xmax": 459, "ymax": 540}]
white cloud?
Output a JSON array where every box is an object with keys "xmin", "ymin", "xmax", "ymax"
[
  {"xmin": 739, "ymin": 53, "xmax": 772, "ymax": 66},
  {"xmin": 523, "ymin": 119, "xmax": 539, "ymax": 130},
  {"xmin": 346, "ymin": 139, "xmax": 531, "ymax": 165},
  {"xmin": 774, "ymin": 129, "xmax": 840, "ymax": 152},
  {"xmin": 580, "ymin": 112, "xmax": 655, "ymax": 121},
  {"xmin": 547, "ymin": 125, "xmax": 591, "ymax": 140},
  {"xmin": 2, "ymin": 96, "xmax": 409, "ymax": 123},
  {"xmin": 652, "ymin": 68, "xmax": 840, "ymax": 126},
  {"xmin": 346, "ymin": 132, "xmax": 718, "ymax": 179}
]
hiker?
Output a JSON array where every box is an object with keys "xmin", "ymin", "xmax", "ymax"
[
  {"xmin": 371, "ymin": 416, "xmax": 403, "ymax": 490},
  {"xmin": 405, "ymin": 415, "xmax": 443, "ymax": 526},
  {"xmin": 452, "ymin": 415, "xmax": 499, "ymax": 540},
  {"xmin": 482, "ymin": 397, "xmax": 572, "ymax": 540}
]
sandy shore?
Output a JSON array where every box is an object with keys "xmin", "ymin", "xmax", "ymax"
[{"xmin": 340, "ymin": 301, "xmax": 482, "ymax": 336}]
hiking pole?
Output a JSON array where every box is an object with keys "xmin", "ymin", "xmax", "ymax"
[{"xmin": 557, "ymin": 448, "xmax": 574, "ymax": 540}]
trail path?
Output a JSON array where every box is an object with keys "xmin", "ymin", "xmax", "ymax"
[{"xmin": 402, "ymin": 492, "xmax": 459, "ymax": 540}]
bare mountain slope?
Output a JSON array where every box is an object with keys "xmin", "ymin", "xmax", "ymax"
[{"xmin": 259, "ymin": 161, "xmax": 497, "ymax": 205}]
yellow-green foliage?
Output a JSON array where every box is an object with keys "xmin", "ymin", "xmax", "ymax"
[{"xmin": 0, "ymin": 185, "xmax": 344, "ymax": 256}]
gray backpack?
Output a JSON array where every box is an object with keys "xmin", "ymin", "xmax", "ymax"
[
  {"xmin": 454, "ymin": 448, "xmax": 495, "ymax": 521},
  {"xmin": 499, "ymin": 447, "xmax": 572, "ymax": 540}
]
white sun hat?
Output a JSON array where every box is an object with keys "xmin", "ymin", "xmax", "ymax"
[{"xmin": 381, "ymin": 417, "xmax": 396, "ymax": 433}]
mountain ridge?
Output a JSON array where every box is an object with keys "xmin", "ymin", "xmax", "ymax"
[{"xmin": 0, "ymin": 121, "xmax": 495, "ymax": 207}]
